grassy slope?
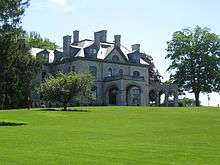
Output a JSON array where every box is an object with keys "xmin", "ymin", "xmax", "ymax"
[{"xmin": 0, "ymin": 106, "xmax": 220, "ymax": 165}]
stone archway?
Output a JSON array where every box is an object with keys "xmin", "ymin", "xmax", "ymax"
[
  {"xmin": 108, "ymin": 86, "xmax": 119, "ymax": 105},
  {"xmin": 149, "ymin": 90, "xmax": 157, "ymax": 105},
  {"xmin": 159, "ymin": 91, "xmax": 166, "ymax": 105},
  {"xmin": 126, "ymin": 85, "xmax": 141, "ymax": 106}
]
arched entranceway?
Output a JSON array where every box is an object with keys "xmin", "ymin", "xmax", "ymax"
[
  {"xmin": 149, "ymin": 90, "xmax": 157, "ymax": 105},
  {"xmin": 126, "ymin": 85, "xmax": 141, "ymax": 106},
  {"xmin": 108, "ymin": 87, "xmax": 119, "ymax": 105},
  {"xmin": 159, "ymin": 91, "xmax": 165, "ymax": 105}
]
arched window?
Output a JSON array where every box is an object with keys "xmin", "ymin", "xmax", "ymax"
[
  {"xmin": 91, "ymin": 86, "xmax": 97, "ymax": 99},
  {"xmin": 112, "ymin": 55, "xmax": 119, "ymax": 62},
  {"xmin": 108, "ymin": 68, "xmax": 113, "ymax": 77},
  {"xmin": 127, "ymin": 86, "xmax": 141, "ymax": 106},
  {"xmin": 133, "ymin": 71, "xmax": 140, "ymax": 77},
  {"xmin": 119, "ymin": 69, "xmax": 123, "ymax": 76},
  {"xmin": 89, "ymin": 66, "xmax": 97, "ymax": 78},
  {"xmin": 131, "ymin": 87, "xmax": 141, "ymax": 98}
]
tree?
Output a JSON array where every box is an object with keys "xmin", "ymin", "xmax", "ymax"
[
  {"xmin": 0, "ymin": 0, "xmax": 43, "ymax": 109},
  {"xmin": 0, "ymin": 0, "xmax": 29, "ymax": 26},
  {"xmin": 166, "ymin": 26, "xmax": 220, "ymax": 106},
  {"xmin": 40, "ymin": 72, "xmax": 94, "ymax": 111},
  {"xmin": 25, "ymin": 31, "xmax": 57, "ymax": 50}
]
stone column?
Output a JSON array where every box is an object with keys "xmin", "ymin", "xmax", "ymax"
[
  {"xmin": 141, "ymin": 86, "xmax": 148, "ymax": 106},
  {"xmin": 118, "ymin": 90, "xmax": 127, "ymax": 106},
  {"xmin": 117, "ymin": 80, "xmax": 127, "ymax": 106}
]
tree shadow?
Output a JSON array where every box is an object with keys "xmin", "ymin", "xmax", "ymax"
[
  {"xmin": 40, "ymin": 108, "xmax": 90, "ymax": 112},
  {"xmin": 0, "ymin": 121, "xmax": 27, "ymax": 127}
]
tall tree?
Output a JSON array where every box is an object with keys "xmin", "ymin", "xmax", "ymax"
[
  {"xmin": 0, "ymin": 0, "xmax": 43, "ymax": 109},
  {"xmin": 0, "ymin": 0, "xmax": 29, "ymax": 26},
  {"xmin": 41, "ymin": 73, "xmax": 94, "ymax": 111},
  {"xmin": 166, "ymin": 26, "xmax": 220, "ymax": 106}
]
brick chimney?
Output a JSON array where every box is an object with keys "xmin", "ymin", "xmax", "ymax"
[
  {"xmin": 73, "ymin": 30, "xmax": 79, "ymax": 43},
  {"xmin": 132, "ymin": 44, "xmax": 140, "ymax": 52},
  {"xmin": 94, "ymin": 30, "xmax": 107, "ymax": 47},
  {"xmin": 114, "ymin": 35, "xmax": 121, "ymax": 47},
  {"xmin": 63, "ymin": 35, "xmax": 72, "ymax": 58}
]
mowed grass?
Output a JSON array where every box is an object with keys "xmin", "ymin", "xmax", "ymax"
[{"xmin": 0, "ymin": 107, "xmax": 220, "ymax": 165}]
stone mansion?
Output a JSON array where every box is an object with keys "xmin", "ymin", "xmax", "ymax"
[{"xmin": 31, "ymin": 30, "xmax": 178, "ymax": 106}]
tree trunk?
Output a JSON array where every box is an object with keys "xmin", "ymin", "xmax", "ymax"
[
  {"xmin": 27, "ymin": 81, "xmax": 32, "ymax": 110},
  {"xmin": 194, "ymin": 92, "xmax": 200, "ymax": 107},
  {"xmin": 63, "ymin": 101, "xmax": 68, "ymax": 111}
]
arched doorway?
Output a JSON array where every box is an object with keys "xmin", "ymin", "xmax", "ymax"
[
  {"xmin": 109, "ymin": 87, "xmax": 118, "ymax": 105},
  {"xmin": 126, "ymin": 85, "xmax": 141, "ymax": 106},
  {"xmin": 159, "ymin": 91, "xmax": 165, "ymax": 105},
  {"xmin": 149, "ymin": 90, "xmax": 157, "ymax": 105}
]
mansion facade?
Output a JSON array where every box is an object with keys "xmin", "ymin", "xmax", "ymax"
[{"xmin": 32, "ymin": 30, "xmax": 178, "ymax": 106}]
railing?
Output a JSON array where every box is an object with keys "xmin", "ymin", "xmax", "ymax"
[{"xmin": 104, "ymin": 75, "xmax": 144, "ymax": 82}]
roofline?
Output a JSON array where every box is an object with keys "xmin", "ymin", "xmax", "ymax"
[
  {"xmin": 72, "ymin": 39, "xmax": 114, "ymax": 45},
  {"xmin": 47, "ymin": 56, "xmax": 149, "ymax": 68}
]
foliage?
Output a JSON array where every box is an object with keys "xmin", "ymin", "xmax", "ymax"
[
  {"xmin": 40, "ymin": 72, "xmax": 94, "ymax": 110},
  {"xmin": 25, "ymin": 31, "xmax": 57, "ymax": 49},
  {"xmin": 0, "ymin": 0, "xmax": 29, "ymax": 26},
  {"xmin": 141, "ymin": 53, "xmax": 162, "ymax": 82},
  {"xmin": 1, "ymin": 107, "xmax": 220, "ymax": 164},
  {"xmin": 166, "ymin": 26, "xmax": 220, "ymax": 106},
  {"xmin": 178, "ymin": 98, "xmax": 195, "ymax": 106},
  {"xmin": 0, "ymin": 0, "xmax": 43, "ymax": 109}
]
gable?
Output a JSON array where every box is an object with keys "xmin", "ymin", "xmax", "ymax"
[
  {"xmin": 84, "ymin": 44, "xmax": 99, "ymax": 58},
  {"xmin": 104, "ymin": 48, "xmax": 128, "ymax": 63}
]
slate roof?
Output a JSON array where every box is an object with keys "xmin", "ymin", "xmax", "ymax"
[{"xmin": 30, "ymin": 40, "xmax": 149, "ymax": 65}]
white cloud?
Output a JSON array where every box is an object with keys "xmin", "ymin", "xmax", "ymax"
[{"xmin": 49, "ymin": 0, "xmax": 73, "ymax": 13}]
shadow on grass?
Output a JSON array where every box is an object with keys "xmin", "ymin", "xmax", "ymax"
[
  {"xmin": 40, "ymin": 108, "xmax": 90, "ymax": 112},
  {"xmin": 0, "ymin": 121, "xmax": 27, "ymax": 127}
]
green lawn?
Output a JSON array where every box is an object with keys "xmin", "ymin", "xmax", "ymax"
[{"xmin": 0, "ymin": 106, "xmax": 220, "ymax": 165}]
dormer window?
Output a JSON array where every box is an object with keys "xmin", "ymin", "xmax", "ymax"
[
  {"xmin": 89, "ymin": 48, "xmax": 97, "ymax": 54},
  {"xmin": 85, "ymin": 46, "xmax": 98, "ymax": 58},
  {"xmin": 93, "ymin": 49, "xmax": 97, "ymax": 54}
]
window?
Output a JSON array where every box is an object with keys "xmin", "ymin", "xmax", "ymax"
[
  {"xmin": 131, "ymin": 87, "xmax": 141, "ymax": 97},
  {"xmin": 93, "ymin": 49, "xmax": 97, "ymax": 54},
  {"xmin": 89, "ymin": 66, "xmax": 97, "ymax": 78},
  {"xmin": 107, "ymin": 68, "xmax": 113, "ymax": 77},
  {"xmin": 72, "ymin": 66, "xmax": 75, "ymax": 72},
  {"xmin": 119, "ymin": 69, "xmax": 123, "ymax": 76},
  {"xmin": 133, "ymin": 71, "xmax": 140, "ymax": 77},
  {"xmin": 91, "ymin": 86, "xmax": 97, "ymax": 99},
  {"xmin": 89, "ymin": 48, "xmax": 97, "ymax": 54},
  {"xmin": 112, "ymin": 55, "xmax": 119, "ymax": 62}
]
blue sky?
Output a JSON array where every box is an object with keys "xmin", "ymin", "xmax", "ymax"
[{"xmin": 22, "ymin": 0, "xmax": 220, "ymax": 106}]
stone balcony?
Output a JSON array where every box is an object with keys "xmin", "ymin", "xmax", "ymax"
[{"xmin": 104, "ymin": 75, "xmax": 145, "ymax": 82}]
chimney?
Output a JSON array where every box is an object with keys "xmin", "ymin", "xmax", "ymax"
[
  {"xmin": 132, "ymin": 44, "xmax": 140, "ymax": 52},
  {"xmin": 73, "ymin": 30, "xmax": 79, "ymax": 43},
  {"xmin": 94, "ymin": 32, "xmax": 100, "ymax": 47},
  {"xmin": 94, "ymin": 30, "xmax": 107, "ymax": 45},
  {"xmin": 114, "ymin": 35, "xmax": 121, "ymax": 47},
  {"xmin": 63, "ymin": 35, "xmax": 72, "ymax": 58}
]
